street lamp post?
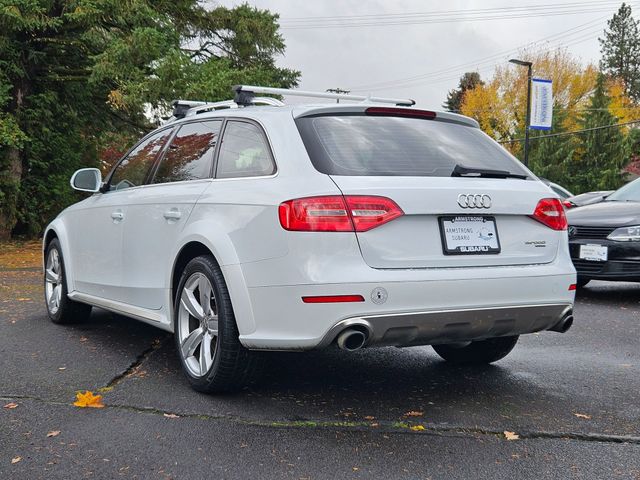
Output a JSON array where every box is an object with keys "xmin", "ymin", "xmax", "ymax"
[{"xmin": 509, "ymin": 59, "xmax": 533, "ymax": 167}]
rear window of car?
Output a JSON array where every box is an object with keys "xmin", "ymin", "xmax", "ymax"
[{"xmin": 295, "ymin": 114, "xmax": 529, "ymax": 177}]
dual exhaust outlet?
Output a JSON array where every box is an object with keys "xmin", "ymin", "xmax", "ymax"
[
  {"xmin": 335, "ymin": 308, "xmax": 574, "ymax": 351},
  {"xmin": 336, "ymin": 328, "xmax": 368, "ymax": 351},
  {"xmin": 548, "ymin": 309, "xmax": 574, "ymax": 333}
]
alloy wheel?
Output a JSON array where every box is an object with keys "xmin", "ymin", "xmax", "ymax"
[
  {"xmin": 177, "ymin": 272, "xmax": 218, "ymax": 377},
  {"xmin": 45, "ymin": 248, "xmax": 62, "ymax": 315}
]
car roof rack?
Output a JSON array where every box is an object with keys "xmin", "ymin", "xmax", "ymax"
[
  {"xmin": 171, "ymin": 96, "xmax": 285, "ymax": 120},
  {"xmin": 233, "ymin": 85, "xmax": 416, "ymax": 107},
  {"xmin": 169, "ymin": 85, "xmax": 416, "ymax": 122}
]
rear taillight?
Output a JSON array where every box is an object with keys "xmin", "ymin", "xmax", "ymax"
[
  {"xmin": 279, "ymin": 195, "xmax": 403, "ymax": 232},
  {"xmin": 562, "ymin": 200, "xmax": 575, "ymax": 209},
  {"xmin": 530, "ymin": 198, "xmax": 568, "ymax": 231}
]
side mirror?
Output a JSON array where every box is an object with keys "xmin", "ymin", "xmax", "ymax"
[{"xmin": 70, "ymin": 168, "xmax": 102, "ymax": 193}]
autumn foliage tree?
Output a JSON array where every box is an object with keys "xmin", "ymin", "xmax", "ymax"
[
  {"xmin": 458, "ymin": 48, "xmax": 637, "ymax": 193},
  {"xmin": 0, "ymin": 1, "xmax": 299, "ymax": 238},
  {"xmin": 443, "ymin": 72, "xmax": 484, "ymax": 113}
]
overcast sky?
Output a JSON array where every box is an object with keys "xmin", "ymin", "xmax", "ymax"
[{"xmin": 216, "ymin": 0, "xmax": 632, "ymax": 108}]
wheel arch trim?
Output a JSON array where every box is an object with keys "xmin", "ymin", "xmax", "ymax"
[
  {"xmin": 43, "ymin": 221, "xmax": 76, "ymax": 293},
  {"xmin": 168, "ymin": 234, "xmax": 256, "ymax": 336}
]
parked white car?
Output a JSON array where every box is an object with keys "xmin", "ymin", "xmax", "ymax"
[{"xmin": 43, "ymin": 86, "xmax": 576, "ymax": 392}]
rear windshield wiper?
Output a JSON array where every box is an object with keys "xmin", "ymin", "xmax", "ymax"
[{"xmin": 451, "ymin": 164, "xmax": 528, "ymax": 180}]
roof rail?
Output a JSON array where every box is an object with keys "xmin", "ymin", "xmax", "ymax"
[
  {"xmin": 170, "ymin": 97, "xmax": 285, "ymax": 120},
  {"xmin": 233, "ymin": 85, "xmax": 415, "ymax": 107}
]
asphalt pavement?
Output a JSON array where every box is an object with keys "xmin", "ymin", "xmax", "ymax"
[{"xmin": 1, "ymin": 267, "xmax": 639, "ymax": 479}]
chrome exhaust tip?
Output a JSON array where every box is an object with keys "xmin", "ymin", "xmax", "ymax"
[
  {"xmin": 336, "ymin": 328, "xmax": 367, "ymax": 351},
  {"xmin": 549, "ymin": 310, "xmax": 574, "ymax": 333}
]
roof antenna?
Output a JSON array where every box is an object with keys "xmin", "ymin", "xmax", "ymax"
[{"xmin": 326, "ymin": 88, "xmax": 350, "ymax": 103}]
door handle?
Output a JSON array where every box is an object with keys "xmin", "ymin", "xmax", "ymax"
[
  {"xmin": 163, "ymin": 209, "xmax": 182, "ymax": 220},
  {"xmin": 111, "ymin": 211, "xmax": 125, "ymax": 222}
]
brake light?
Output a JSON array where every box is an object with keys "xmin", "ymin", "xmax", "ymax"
[
  {"xmin": 279, "ymin": 195, "xmax": 403, "ymax": 232},
  {"xmin": 568, "ymin": 284, "xmax": 577, "ymax": 291},
  {"xmin": 365, "ymin": 106, "xmax": 436, "ymax": 119},
  {"xmin": 562, "ymin": 200, "xmax": 575, "ymax": 209},
  {"xmin": 530, "ymin": 198, "xmax": 568, "ymax": 231}
]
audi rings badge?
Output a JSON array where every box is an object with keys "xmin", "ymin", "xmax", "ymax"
[{"xmin": 457, "ymin": 194, "xmax": 492, "ymax": 209}]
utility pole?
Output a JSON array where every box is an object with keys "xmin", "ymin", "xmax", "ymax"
[
  {"xmin": 509, "ymin": 59, "xmax": 533, "ymax": 167},
  {"xmin": 326, "ymin": 88, "xmax": 350, "ymax": 103}
]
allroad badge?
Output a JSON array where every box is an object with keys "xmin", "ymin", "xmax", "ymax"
[{"xmin": 457, "ymin": 194, "xmax": 491, "ymax": 209}]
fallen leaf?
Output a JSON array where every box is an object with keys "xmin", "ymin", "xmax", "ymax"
[
  {"xmin": 363, "ymin": 416, "xmax": 375, "ymax": 421},
  {"xmin": 404, "ymin": 411, "xmax": 424, "ymax": 417},
  {"xmin": 3, "ymin": 402, "xmax": 18, "ymax": 409},
  {"xmin": 163, "ymin": 413, "xmax": 179, "ymax": 419},
  {"xmin": 410, "ymin": 425, "xmax": 425, "ymax": 431},
  {"xmin": 47, "ymin": 431, "xmax": 61, "ymax": 438},
  {"xmin": 73, "ymin": 391, "xmax": 104, "ymax": 408},
  {"xmin": 574, "ymin": 413, "xmax": 592, "ymax": 419},
  {"xmin": 79, "ymin": 337, "xmax": 88, "ymax": 342},
  {"xmin": 58, "ymin": 367, "xmax": 66, "ymax": 371},
  {"xmin": 504, "ymin": 431, "xmax": 520, "ymax": 441},
  {"xmin": 11, "ymin": 457, "xmax": 21, "ymax": 464},
  {"xmin": 16, "ymin": 298, "xmax": 31, "ymax": 301}
]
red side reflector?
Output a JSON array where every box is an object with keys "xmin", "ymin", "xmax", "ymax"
[
  {"xmin": 569, "ymin": 284, "xmax": 577, "ymax": 291},
  {"xmin": 302, "ymin": 295, "xmax": 365, "ymax": 303},
  {"xmin": 365, "ymin": 106, "xmax": 436, "ymax": 119},
  {"xmin": 530, "ymin": 198, "xmax": 568, "ymax": 231},
  {"xmin": 279, "ymin": 195, "xmax": 403, "ymax": 232}
]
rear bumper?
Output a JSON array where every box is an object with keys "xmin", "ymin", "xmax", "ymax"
[
  {"xmin": 318, "ymin": 303, "xmax": 572, "ymax": 348},
  {"xmin": 235, "ymin": 265, "xmax": 576, "ymax": 350}
]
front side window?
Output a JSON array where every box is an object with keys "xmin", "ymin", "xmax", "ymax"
[
  {"xmin": 152, "ymin": 120, "xmax": 222, "ymax": 184},
  {"xmin": 216, "ymin": 121, "xmax": 275, "ymax": 179},
  {"xmin": 109, "ymin": 129, "xmax": 172, "ymax": 191}
]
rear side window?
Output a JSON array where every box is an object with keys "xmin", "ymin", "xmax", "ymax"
[
  {"xmin": 109, "ymin": 129, "xmax": 172, "ymax": 191},
  {"xmin": 296, "ymin": 115, "xmax": 528, "ymax": 177},
  {"xmin": 216, "ymin": 121, "xmax": 275, "ymax": 179},
  {"xmin": 152, "ymin": 120, "xmax": 222, "ymax": 184}
]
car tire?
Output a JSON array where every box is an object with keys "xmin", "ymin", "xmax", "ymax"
[
  {"xmin": 432, "ymin": 335, "xmax": 519, "ymax": 365},
  {"xmin": 576, "ymin": 277, "xmax": 590, "ymax": 288},
  {"xmin": 174, "ymin": 255, "xmax": 257, "ymax": 393},
  {"xmin": 44, "ymin": 238, "xmax": 92, "ymax": 324}
]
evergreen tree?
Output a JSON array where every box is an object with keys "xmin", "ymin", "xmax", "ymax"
[
  {"xmin": 572, "ymin": 74, "xmax": 627, "ymax": 192},
  {"xmin": 443, "ymin": 72, "xmax": 483, "ymax": 112},
  {"xmin": 527, "ymin": 106, "xmax": 575, "ymax": 190},
  {"xmin": 599, "ymin": 3, "xmax": 640, "ymax": 101},
  {"xmin": 0, "ymin": 1, "xmax": 300, "ymax": 238}
]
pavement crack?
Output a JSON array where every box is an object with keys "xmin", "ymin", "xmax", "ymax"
[
  {"xmin": 102, "ymin": 334, "xmax": 170, "ymax": 391},
  {"xmin": 3, "ymin": 394, "xmax": 640, "ymax": 445}
]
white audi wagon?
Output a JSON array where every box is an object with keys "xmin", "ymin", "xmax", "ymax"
[{"xmin": 43, "ymin": 86, "xmax": 576, "ymax": 392}]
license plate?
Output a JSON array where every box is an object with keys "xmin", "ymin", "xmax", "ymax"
[
  {"xmin": 439, "ymin": 216, "xmax": 501, "ymax": 255},
  {"xmin": 579, "ymin": 244, "xmax": 608, "ymax": 262}
]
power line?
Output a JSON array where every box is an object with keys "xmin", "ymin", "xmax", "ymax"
[
  {"xmin": 283, "ymin": 0, "xmax": 621, "ymax": 22},
  {"xmin": 501, "ymin": 119, "xmax": 640, "ymax": 144},
  {"xmin": 280, "ymin": 1, "xmax": 625, "ymax": 29},
  {"xmin": 345, "ymin": 14, "xmax": 611, "ymax": 91}
]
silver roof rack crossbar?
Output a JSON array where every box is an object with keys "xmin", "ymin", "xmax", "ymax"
[
  {"xmin": 233, "ymin": 85, "xmax": 416, "ymax": 107},
  {"xmin": 171, "ymin": 96, "xmax": 285, "ymax": 119}
]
